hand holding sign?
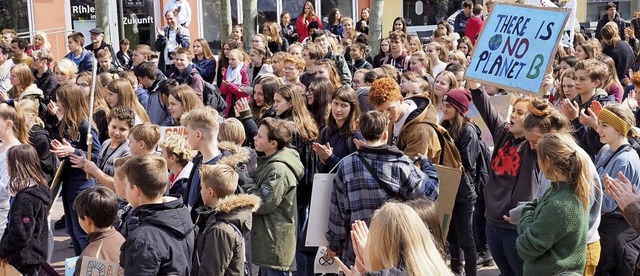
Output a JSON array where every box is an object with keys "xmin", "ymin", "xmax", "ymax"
[{"xmin": 465, "ymin": 3, "xmax": 569, "ymax": 94}]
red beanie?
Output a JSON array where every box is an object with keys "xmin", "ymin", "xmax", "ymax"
[{"xmin": 443, "ymin": 89, "xmax": 472, "ymax": 115}]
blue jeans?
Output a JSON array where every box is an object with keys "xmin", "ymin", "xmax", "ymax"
[
  {"xmin": 260, "ymin": 267, "xmax": 290, "ymax": 276},
  {"xmin": 62, "ymin": 180, "xmax": 95, "ymax": 255},
  {"xmin": 486, "ymin": 221, "xmax": 523, "ymax": 276}
]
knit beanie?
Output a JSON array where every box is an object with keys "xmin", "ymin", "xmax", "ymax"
[
  {"xmin": 443, "ymin": 89, "xmax": 472, "ymax": 115},
  {"xmin": 598, "ymin": 108, "xmax": 631, "ymax": 136}
]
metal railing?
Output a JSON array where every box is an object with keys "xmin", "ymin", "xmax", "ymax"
[{"xmin": 16, "ymin": 27, "xmax": 74, "ymax": 60}]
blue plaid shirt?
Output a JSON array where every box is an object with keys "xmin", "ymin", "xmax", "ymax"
[{"xmin": 326, "ymin": 145, "xmax": 438, "ymax": 266}]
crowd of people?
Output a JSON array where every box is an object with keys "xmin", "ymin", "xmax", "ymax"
[{"xmin": 1, "ymin": 0, "xmax": 640, "ymax": 275}]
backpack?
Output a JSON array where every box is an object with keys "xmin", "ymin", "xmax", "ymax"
[
  {"xmin": 187, "ymin": 71, "xmax": 228, "ymax": 113},
  {"xmin": 425, "ymin": 122, "xmax": 463, "ymax": 170},
  {"xmin": 474, "ymin": 138, "xmax": 491, "ymax": 199}
]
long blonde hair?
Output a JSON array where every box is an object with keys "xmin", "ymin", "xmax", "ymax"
[
  {"xmin": 56, "ymin": 84, "xmax": 89, "ymax": 141},
  {"xmin": 366, "ymin": 203, "xmax": 452, "ymax": 276},
  {"xmin": 536, "ymin": 133, "xmax": 591, "ymax": 210}
]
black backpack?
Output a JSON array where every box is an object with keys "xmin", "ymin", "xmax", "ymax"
[
  {"xmin": 186, "ymin": 71, "xmax": 228, "ymax": 113},
  {"xmin": 470, "ymin": 123, "xmax": 491, "ymax": 199}
]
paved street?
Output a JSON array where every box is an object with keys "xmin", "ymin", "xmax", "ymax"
[{"xmin": 48, "ymin": 198, "xmax": 500, "ymax": 275}]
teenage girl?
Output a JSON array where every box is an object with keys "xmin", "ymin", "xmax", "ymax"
[
  {"xmin": 468, "ymin": 80, "xmax": 539, "ymax": 276},
  {"xmin": 0, "ymin": 145, "xmax": 51, "ymax": 275},
  {"xmin": 0, "ymin": 101, "xmax": 29, "ymax": 238},
  {"xmin": 105, "ymin": 79, "xmax": 150, "ymax": 124},
  {"xmin": 49, "ymin": 84, "xmax": 100, "ymax": 255},
  {"xmin": 516, "ymin": 133, "xmax": 591, "ymax": 275}
]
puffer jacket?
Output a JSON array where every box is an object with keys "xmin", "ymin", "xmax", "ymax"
[
  {"xmin": 192, "ymin": 194, "xmax": 260, "ymax": 276},
  {"xmin": 389, "ymin": 95, "xmax": 442, "ymax": 161},
  {"xmin": 120, "ymin": 195, "xmax": 195, "ymax": 276},
  {"xmin": 242, "ymin": 147, "xmax": 304, "ymax": 271}
]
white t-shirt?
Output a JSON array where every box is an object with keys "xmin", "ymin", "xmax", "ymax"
[
  {"xmin": 392, "ymin": 100, "xmax": 418, "ymax": 145},
  {"xmin": 164, "ymin": 28, "xmax": 179, "ymax": 66}
]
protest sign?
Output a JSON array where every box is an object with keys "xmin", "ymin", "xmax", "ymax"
[
  {"xmin": 467, "ymin": 94, "xmax": 513, "ymax": 147},
  {"xmin": 306, "ymin": 173, "xmax": 336, "ymax": 247},
  {"xmin": 434, "ymin": 165, "xmax": 462, "ymax": 243},
  {"xmin": 157, "ymin": 126, "xmax": 187, "ymax": 152},
  {"xmin": 77, "ymin": 256, "xmax": 124, "ymax": 276},
  {"xmin": 465, "ymin": 3, "xmax": 569, "ymax": 94}
]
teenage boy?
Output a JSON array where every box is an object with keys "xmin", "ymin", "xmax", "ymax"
[
  {"xmin": 454, "ymin": 0, "xmax": 473, "ymax": 36},
  {"xmin": 193, "ymin": 164, "xmax": 260, "ymax": 275},
  {"xmin": 65, "ymin": 32, "xmax": 93, "ymax": 73},
  {"xmin": 169, "ymin": 47, "xmax": 204, "ymax": 100},
  {"xmin": 310, "ymin": 30, "xmax": 352, "ymax": 85},
  {"xmin": 132, "ymin": 44, "xmax": 153, "ymax": 69},
  {"xmin": 10, "ymin": 38, "xmax": 33, "ymax": 67},
  {"xmin": 181, "ymin": 107, "xmax": 223, "ymax": 219},
  {"xmin": 119, "ymin": 154, "xmax": 195, "ymax": 275},
  {"xmin": 85, "ymin": 28, "xmax": 120, "ymax": 66},
  {"xmin": 348, "ymin": 42, "xmax": 372, "ymax": 75},
  {"xmin": 97, "ymin": 48, "xmax": 122, "ymax": 74},
  {"xmin": 155, "ymin": 9, "xmax": 190, "ymax": 73},
  {"xmin": 243, "ymin": 117, "xmax": 303, "ymax": 275},
  {"xmin": 74, "ymin": 186, "xmax": 125, "ymax": 275},
  {"xmin": 134, "ymin": 61, "xmax": 171, "ymax": 126},
  {"xmin": 70, "ymin": 106, "xmax": 135, "ymax": 191},
  {"xmin": 31, "ymin": 50, "xmax": 56, "ymax": 103},
  {"xmin": 368, "ymin": 77, "xmax": 441, "ymax": 160},
  {"xmin": 560, "ymin": 59, "xmax": 614, "ymax": 158},
  {"xmin": 595, "ymin": 2, "xmax": 626, "ymax": 40},
  {"xmin": 464, "ymin": 4, "xmax": 484, "ymax": 45},
  {"xmin": 325, "ymin": 110, "xmax": 439, "ymax": 266},
  {"xmin": 282, "ymin": 54, "xmax": 305, "ymax": 89},
  {"xmin": 383, "ymin": 31, "xmax": 410, "ymax": 73},
  {"xmin": 160, "ymin": 133, "xmax": 195, "ymax": 195},
  {"xmin": 300, "ymin": 42, "xmax": 324, "ymax": 87}
]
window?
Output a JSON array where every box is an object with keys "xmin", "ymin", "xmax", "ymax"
[
  {"xmin": 282, "ymin": 0, "xmax": 307, "ymax": 25},
  {"xmin": 0, "ymin": 0, "xmax": 31, "ymax": 34},
  {"xmin": 119, "ymin": 0, "xmax": 156, "ymax": 47},
  {"xmin": 320, "ymin": 0, "xmax": 353, "ymax": 24},
  {"xmin": 403, "ymin": 0, "xmax": 459, "ymax": 26},
  {"xmin": 258, "ymin": 0, "xmax": 277, "ymax": 32},
  {"xmin": 202, "ymin": 0, "xmax": 239, "ymax": 51}
]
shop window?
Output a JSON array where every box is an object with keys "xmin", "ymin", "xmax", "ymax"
[
  {"xmin": 120, "ymin": 0, "xmax": 155, "ymax": 47},
  {"xmin": 320, "ymin": 0, "xmax": 353, "ymax": 25},
  {"xmin": 202, "ymin": 0, "xmax": 239, "ymax": 51},
  {"xmin": 403, "ymin": 0, "xmax": 461, "ymax": 26},
  {"xmin": 0, "ymin": 0, "xmax": 30, "ymax": 34},
  {"xmin": 282, "ymin": 0, "xmax": 307, "ymax": 24},
  {"xmin": 257, "ymin": 0, "xmax": 277, "ymax": 32}
]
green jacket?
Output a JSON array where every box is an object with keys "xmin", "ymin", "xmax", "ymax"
[
  {"xmin": 243, "ymin": 147, "xmax": 303, "ymax": 271},
  {"xmin": 516, "ymin": 182, "xmax": 588, "ymax": 276}
]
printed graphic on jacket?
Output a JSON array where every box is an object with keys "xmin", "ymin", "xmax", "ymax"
[{"xmin": 491, "ymin": 140, "xmax": 521, "ymax": 176}]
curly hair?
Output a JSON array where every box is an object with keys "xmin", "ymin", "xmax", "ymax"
[
  {"xmin": 159, "ymin": 133, "xmax": 196, "ymax": 166},
  {"xmin": 369, "ymin": 77, "xmax": 402, "ymax": 107}
]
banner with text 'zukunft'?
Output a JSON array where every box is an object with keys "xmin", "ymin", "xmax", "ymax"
[{"xmin": 465, "ymin": 3, "xmax": 569, "ymax": 94}]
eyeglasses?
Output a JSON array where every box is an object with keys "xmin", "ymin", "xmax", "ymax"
[
  {"xmin": 252, "ymin": 40, "xmax": 263, "ymax": 43},
  {"xmin": 283, "ymin": 67, "xmax": 297, "ymax": 71}
]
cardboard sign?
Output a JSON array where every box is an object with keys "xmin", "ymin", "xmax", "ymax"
[
  {"xmin": 467, "ymin": 94, "xmax": 513, "ymax": 147},
  {"xmin": 0, "ymin": 263, "xmax": 22, "ymax": 276},
  {"xmin": 157, "ymin": 126, "xmax": 187, "ymax": 152},
  {"xmin": 466, "ymin": 3, "xmax": 569, "ymax": 94},
  {"xmin": 306, "ymin": 173, "xmax": 336, "ymax": 247},
  {"xmin": 314, "ymin": 246, "xmax": 339, "ymax": 274},
  {"xmin": 434, "ymin": 165, "xmax": 463, "ymax": 243},
  {"xmin": 77, "ymin": 256, "xmax": 124, "ymax": 276}
]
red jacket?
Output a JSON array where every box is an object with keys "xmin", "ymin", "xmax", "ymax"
[
  {"xmin": 465, "ymin": 16, "xmax": 484, "ymax": 45},
  {"xmin": 295, "ymin": 15, "xmax": 323, "ymax": 42}
]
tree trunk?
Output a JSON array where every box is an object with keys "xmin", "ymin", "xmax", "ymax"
[
  {"xmin": 218, "ymin": 0, "xmax": 233, "ymax": 43},
  {"xmin": 95, "ymin": 0, "xmax": 110, "ymax": 42},
  {"xmin": 369, "ymin": 0, "xmax": 385, "ymax": 56},
  {"xmin": 243, "ymin": 0, "xmax": 258, "ymax": 52}
]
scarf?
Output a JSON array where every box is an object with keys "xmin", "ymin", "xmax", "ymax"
[{"xmin": 225, "ymin": 64, "xmax": 243, "ymax": 85}]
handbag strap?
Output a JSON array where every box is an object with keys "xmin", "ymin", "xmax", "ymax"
[
  {"xmin": 356, "ymin": 153, "xmax": 399, "ymax": 198},
  {"xmin": 600, "ymin": 144, "xmax": 632, "ymax": 169}
]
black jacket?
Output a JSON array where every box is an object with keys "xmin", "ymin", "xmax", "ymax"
[
  {"xmin": 85, "ymin": 41, "xmax": 121, "ymax": 68},
  {"xmin": 33, "ymin": 69, "xmax": 56, "ymax": 104},
  {"xmin": 603, "ymin": 40, "xmax": 635, "ymax": 83},
  {"xmin": 0, "ymin": 185, "xmax": 52, "ymax": 273},
  {"xmin": 595, "ymin": 12, "xmax": 626, "ymax": 40},
  {"xmin": 120, "ymin": 196, "xmax": 195, "ymax": 276},
  {"xmin": 29, "ymin": 125, "xmax": 58, "ymax": 184},
  {"xmin": 117, "ymin": 49, "xmax": 134, "ymax": 70},
  {"xmin": 448, "ymin": 122, "xmax": 480, "ymax": 203}
]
